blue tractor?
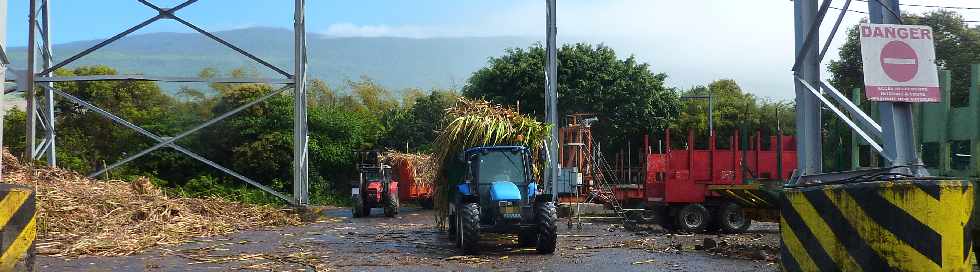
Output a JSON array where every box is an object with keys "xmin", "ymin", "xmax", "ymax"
[{"xmin": 446, "ymin": 146, "xmax": 558, "ymax": 254}]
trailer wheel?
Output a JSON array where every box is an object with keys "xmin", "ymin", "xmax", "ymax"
[
  {"xmin": 459, "ymin": 203, "xmax": 481, "ymax": 254},
  {"xmin": 718, "ymin": 202, "xmax": 751, "ymax": 233},
  {"xmin": 674, "ymin": 204, "xmax": 710, "ymax": 233},
  {"xmin": 535, "ymin": 202, "xmax": 558, "ymax": 254}
]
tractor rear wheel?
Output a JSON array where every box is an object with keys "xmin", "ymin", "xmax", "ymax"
[
  {"xmin": 459, "ymin": 203, "xmax": 481, "ymax": 254},
  {"xmin": 384, "ymin": 193, "xmax": 400, "ymax": 217},
  {"xmin": 718, "ymin": 202, "xmax": 751, "ymax": 233},
  {"xmin": 674, "ymin": 204, "xmax": 710, "ymax": 233},
  {"xmin": 535, "ymin": 202, "xmax": 558, "ymax": 254}
]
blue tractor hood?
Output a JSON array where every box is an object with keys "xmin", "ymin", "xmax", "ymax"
[{"xmin": 489, "ymin": 181, "xmax": 522, "ymax": 202}]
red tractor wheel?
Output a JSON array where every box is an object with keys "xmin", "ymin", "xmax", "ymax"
[
  {"xmin": 384, "ymin": 192, "xmax": 400, "ymax": 217},
  {"xmin": 352, "ymin": 191, "xmax": 366, "ymax": 218}
]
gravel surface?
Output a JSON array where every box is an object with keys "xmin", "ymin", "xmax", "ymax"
[{"xmin": 39, "ymin": 207, "xmax": 780, "ymax": 271}]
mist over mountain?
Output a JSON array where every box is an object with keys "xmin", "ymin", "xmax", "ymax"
[{"xmin": 7, "ymin": 27, "xmax": 537, "ymax": 94}]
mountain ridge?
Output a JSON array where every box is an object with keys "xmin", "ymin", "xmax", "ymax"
[{"xmin": 7, "ymin": 27, "xmax": 539, "ymax": 93}]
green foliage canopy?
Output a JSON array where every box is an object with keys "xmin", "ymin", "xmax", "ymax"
[{"xmin": 463, "ymin": 43, "xmax": 680, "ymax": 151}]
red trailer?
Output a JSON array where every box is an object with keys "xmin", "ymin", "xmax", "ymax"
[
  {"xmin": 613, "ymin": 129, "xmax": 797, "ymax": 233},
  {"xmin": 390, "ymin": 158, "xmax": 435, "ymax": 209}
]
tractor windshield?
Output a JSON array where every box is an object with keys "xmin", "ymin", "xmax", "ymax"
[
  {"xmin": 362, "ymin": 169, "xmax": 382, "ymax": 181},
  {"xmin": 476, "ymin": 150, "xmax": 527, "ymax": 186}
]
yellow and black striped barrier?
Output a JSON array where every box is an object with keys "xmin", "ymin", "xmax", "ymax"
[
  {"xmin": 780, "ymin": 179, "xmax": 974, "ymax": 271},
  {"xmin": 0, "ymin": 184, "xmax": 36, "ymax": 272}
]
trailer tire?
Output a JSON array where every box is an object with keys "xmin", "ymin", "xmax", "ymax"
[
  {"xmin": 674, "ymin": 204, "xmax": 710, "ymax": 233},
  {"xmin": 459, "ymin": 203, "xmax": 481, "ymax": 254},
  {"xmin": 535, "ymin": 202, "xmax": 558, "ymax": 254},
  {"xmin": 384, "ymin": 193, "xmax": 400, "ymax": 217},
  {"xmin": 718, "ymin": 202, "xmax": 751, "ymax": 233}
]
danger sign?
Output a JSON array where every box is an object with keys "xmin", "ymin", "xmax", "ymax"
[{"xmin": 859, "ymin": 23, "xmax": 940, "ymax": 102}]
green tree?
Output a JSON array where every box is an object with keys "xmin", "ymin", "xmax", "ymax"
[
  {"xmin": 673, "ymin": 80, "xmax": 794, "ymax": 148},
  {"xmin": 348, "ymin": 76, "xmax": 399, "ymax": 114},
  {"xmin": 49, "ymin": 65, "xmax": 183, "ymax": 174},
  {"xmin": 464, "ymin": 43, "xmax": 680, "ymax": 150},
  {"xmin": 379, "ymin": 90, "xmax": 459, "ymax": 152}
]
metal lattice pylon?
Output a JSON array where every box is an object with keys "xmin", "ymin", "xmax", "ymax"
[{"xmin": 14, "ymin": 0, "xmax": 310, "ymax": 204}]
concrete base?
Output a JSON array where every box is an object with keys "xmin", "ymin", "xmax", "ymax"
[{"xmin": 781, "ymin": 179, "xmax": 974, "ymax": 271}]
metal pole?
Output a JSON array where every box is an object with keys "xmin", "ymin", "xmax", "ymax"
[
  {"xmin": 793, "ymin": 0, "xmax": 823, "ymax": 176},
  {"xmin": 708, "ymin": 90, "xmax": 713, "ymax": 136},
  {"xmin": 869, "ymin": 0, "xmax": 922, "ymax": 173},
  {"xmin": 292, "ymin": 0, "xmax": 309, "ymax": 205},
  {"xmin": 545, "ymin": 0, "xmax": 559, "ymax": 200},
  {"xmin": 41, "ymin": 0, "xmax": 54, "ymax": 166},
  {"xmin": 0, "ymin": 0, "xmax": 6, "ymax": 182},
  {"xmin": 776, "ymin": 106, "xmax": 783, "ymax": 179},
  {"xmin": 23, "ymin": 0, "xmax": 37, "ymax": 161}
]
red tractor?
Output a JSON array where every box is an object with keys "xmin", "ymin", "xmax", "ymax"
[{"xmin": 351, "ymin": 152, "xmax": 400, "ymax": 218}]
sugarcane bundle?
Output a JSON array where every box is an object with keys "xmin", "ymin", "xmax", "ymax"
[
  {"xmin": 381, "ymin": 151, "xmax": 435, "ymax": 187},
  {"xmin": 431, "ymin": 98, "xmax": 551, "ymax": 226}
]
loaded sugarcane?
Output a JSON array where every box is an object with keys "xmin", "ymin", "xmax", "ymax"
[{"xmin": 431, "ymin": 98, "xmax": 558, "ymax": 254}]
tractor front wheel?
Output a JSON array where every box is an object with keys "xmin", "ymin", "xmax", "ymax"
[
  {"xmin": 459, "ymin": 203, "xmax": 481, "ymax": 254},
  {"xmin": 352, "ymin": 193, "xmax": 365, "ymax": 218},
  {"xmin": 448, "ymin": 212, "xmax": 458, "ymax": 242},
  {"xmin": 535, "ymin": 202, "xmax": 558, "ymax": 254},
  {"xmin": 384, "ymin": 193, "xmax": 400, "ymax": 218}
]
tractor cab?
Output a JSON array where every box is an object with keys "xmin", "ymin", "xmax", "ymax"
[
  {"xmin": 448, "ymin": 145, "xmax": 557, "ymax": 254},
  {"xmin": 461, "ymin": 146, "xmax": 537, "ymax": 225},
  {"xmin": 351, "ymin": 151, "xmax": 400, "ymax": 218}
]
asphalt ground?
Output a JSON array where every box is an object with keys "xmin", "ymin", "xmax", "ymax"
[{"xmin": 38, "ymin": 207, "xmax": 779, "ymax": 272}]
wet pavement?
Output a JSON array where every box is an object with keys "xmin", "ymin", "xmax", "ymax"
[{"xmin": 38, "ymin": 207, "xmax": 780, "ymax": 271}]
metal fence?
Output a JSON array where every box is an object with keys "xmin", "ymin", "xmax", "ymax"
[{"xmin": 852, "ymin": 65, "xmax": 980, "ymax": 178}]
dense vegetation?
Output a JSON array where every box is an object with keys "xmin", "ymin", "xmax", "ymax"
[
  {"xmin": 3, "ymin": 42, "xmax": 794, "ymax": 205},
  {"xmin": 464, "ymin": 43, "xmax": 681, "ymax": 152},
  {"xmin": 674, "ymin": 80, "xmax": 795, "ymax": 149},
  {"xmin": 3, "ymin": 66, "xmax": 456, "ymax": 205}
]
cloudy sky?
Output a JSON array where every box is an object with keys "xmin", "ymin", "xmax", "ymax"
[{"xmin": 5, "ymin": 0, "xmax": 980, "ymax": 100}]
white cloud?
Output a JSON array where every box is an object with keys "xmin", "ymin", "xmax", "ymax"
[
  {"xmin": 321, "ymin": 0, "xmax": 980, "ymax": 100},
  {"xmin": 323, "ymin": 23, "xmax": 470, "ymax": 38}
]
